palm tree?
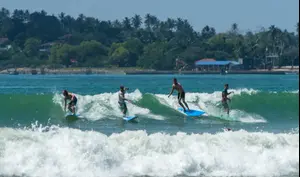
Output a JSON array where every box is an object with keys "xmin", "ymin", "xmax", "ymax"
[
  {"xmin": 106, "ymin": 20, "xmax": 112, "ymax": 27},
  {"xmin": 131, "ymin": 14, "xmax": 142, "ymax": 29},
  {"xmin": 12, "ymin": 10, "xmax": 21, "ymax": 20},
  {"xmin": 267, "ymin": 25, "xmax": 284, "ymax": 68},
  {"xmin": 176, "ymin": 18, "xmax": 183, "ymax": 31},
  {"xmin": 144, "ymin": 13, "xmax": 151, "ymax": 30},
  {"xmin": 183, "ymin": 19, "xmax": 193, "ymax": 32},
  {"xmin": 65, "ymin": 15, "xmax": 74, "ymax": 33},
  {"xmin": 166, "ymin": 18, "xmax": 176, "ymax": 31},
  {"xmin": 85, "ymin": 17, "xmax": 97, "ymax": 32},
  {"xmin": 268, "ymin": 25, "xmax": 281, "ymax": 42},
  {"xmin": 58, "ymin": 12, "xmax": 66, "ymax": 30},
  {"xmin": 24, "ymin": 10, "xmax": 30, "ymax": 22},
  {"xmin": 58, "ymin": 12, "xmax": 65, "ymax": 22},
  {"xmin": 78, "ymin": 14, "xmax": 85, "ymax": 21},
  {"xmin": 144, "ymin": 14, "xmax": 159, "ymax": 31},
  {"xmin": 122, "ymin": 17, "xmax": 131, "ymax": 30},
  {"xmin": 0, "ymin": 8, "xmax": 10, "ymax": 20},
  {"xmin": 75, "ymin": 14, "xmax": 86, "ymax": 33},
  {"xmin": 201, "ymin": 25, "xmax": 216, "ymax": 40},
  {"xmin": 112, "ymin": 20, "xmax": 122, "ymax": 28},
  {"xmin": 150, "ymin": 15, "xmax": 159, "ymax": 30},
  {"xmin": 40, "ymin": 10, "xmax": 47, "ymax": 16},
  {"xmin": 231, "ymin": 23, "xmax": 238, "ymax": 34}
]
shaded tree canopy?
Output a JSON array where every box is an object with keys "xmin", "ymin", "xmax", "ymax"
[{"xmin": 0, "ymin": 7, "xmax": 298, "ymax": 70}]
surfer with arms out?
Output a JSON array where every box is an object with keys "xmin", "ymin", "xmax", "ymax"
[
  {"xmin": 168, "ymin": 78, "xmax": 190, "ymax": 112},
  {"xmin": 118, "ymin": 85, "xmax": 131, "ymax": 117},
  {"xmin": 222, "ymin": 84, "xmax": 233, "ymax": 115},
  {"xmin": 63, "ymin": 90, "xmax": 77, "ymax": 114}
]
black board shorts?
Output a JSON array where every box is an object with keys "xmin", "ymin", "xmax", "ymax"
[
  {"xmin": 118, "ymin": 101, "xmax": 127, "ymax": 109},
  {"xmin": 177, "ymin": 92, "xmax": 185, "ymax": 100},
  {"xmin": 222, "ymin": 101, "xmax": 229, "ymax": 109},
  {"xmin": 69, "ymin": 97, "xmax": 77, "ymax": 106}
]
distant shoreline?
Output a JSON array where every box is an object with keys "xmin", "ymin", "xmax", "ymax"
[{"xmin": 0, "ymin": 67, "xmax": 298, "ymax": 75}]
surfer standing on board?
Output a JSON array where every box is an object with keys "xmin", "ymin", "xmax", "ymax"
[
  {"xmin": 63, "ymin": 90, "xmax": 77, "ymax": 114},
  {"xmin": 168, "ymin": 78, "xmax": 190, "ymax": 112},
  {"xmin": 222, "ymin": 84, "xmax": 233, "ymax": 115},
  {"xmin": 118, "ymin": 85, "xmax": 131, "ymax": 117}
]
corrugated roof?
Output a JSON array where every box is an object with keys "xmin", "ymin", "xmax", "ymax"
[
  {"xmin": 194, "ymin": 58, "xmax": 216, "ymax": 63},
  {"xmin": 195, "ymin": 60, "xmax": 240, "ymax": 66}
]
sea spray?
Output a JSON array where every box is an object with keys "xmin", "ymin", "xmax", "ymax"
[{"xmin": 0, "ymin": 126, "xmax": 298, "ymax": 177}]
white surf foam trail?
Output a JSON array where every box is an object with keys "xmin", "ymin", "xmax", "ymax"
[
  {"xmin": 0, "ymin": 126, "xmax": 298, "ymax": 177},
  {"xmin": 156, "ymin": 88, "xmax": 266, "ymax": 123},
  {"xmin": 53, "ymin": 89, "xmax": 164, "ymax": 121}
]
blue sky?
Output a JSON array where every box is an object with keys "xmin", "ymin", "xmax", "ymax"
[{"xmin": 0, "ymin": 0, "xmax": 299, "ymax": 33}]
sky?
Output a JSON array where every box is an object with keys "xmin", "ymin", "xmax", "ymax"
[{"xmin": 0, "ymin": 0, "xmax": 299, "ymax": 33}]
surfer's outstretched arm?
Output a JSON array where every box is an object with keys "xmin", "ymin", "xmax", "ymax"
[
  {"xmin": 168, "ymin": 87, "xmax": 174, "ymax": 97},
  {"xmin": 119, "ymin": 94, "xmax": 126, "ymax": 101},
  {"xmin": 120, "ymin": 93, "xmax": 132, "ymax": 103}
]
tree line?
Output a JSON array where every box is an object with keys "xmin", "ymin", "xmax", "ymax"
[{"xmin": 0, "ymin": 7, "xmax": 298, "ymax": 70}]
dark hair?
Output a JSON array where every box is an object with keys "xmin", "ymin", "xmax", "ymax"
[
  {"xmin": 173, "ymin": 78, "xmax": 177, "ymax": 82},
  {"xmin": 225, "ymin": 84, "xmax": 229, "ymax": 87},
  {"xmin": 63, "ymin": 90, "xmax": 68, "ymax": 96}
]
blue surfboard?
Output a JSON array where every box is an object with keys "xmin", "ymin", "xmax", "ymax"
[
  {"xmin": 177, "ymin": 108, "xmax": 206, "ymax": 117},
  {"xmin": 123, "ymin": 115, "xmax": 138, "ymax": 121}
]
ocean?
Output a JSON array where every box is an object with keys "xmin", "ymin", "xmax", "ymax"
[{"xmin": 0, "ymin": 74, "xmax": 298, "ymax": 177}]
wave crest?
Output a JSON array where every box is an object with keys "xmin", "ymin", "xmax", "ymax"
[{"xmin": 0, "ymin": 126, "xmax": 298, "ymax": 177}]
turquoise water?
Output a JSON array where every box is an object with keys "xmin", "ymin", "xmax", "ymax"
[{"xmin": 0, "ymin": 74, "xmax": 298, "ymax": 177}]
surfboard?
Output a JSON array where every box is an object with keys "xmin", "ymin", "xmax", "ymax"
[
  {"xmin": 123, "ymin": 115, "xmax": 138, "ymax": 121},
  {"xmin": 65, "ymin": 112, "xmax": 80, "ymax": 119},
  {"xmin": 177, "ymin": 108, "xmax": 206, "ymax": 117}
]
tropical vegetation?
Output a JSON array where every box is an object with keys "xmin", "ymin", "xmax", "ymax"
[{"xmin": 0, "ymin": 7, "xmax": 298, "ymax": 70}]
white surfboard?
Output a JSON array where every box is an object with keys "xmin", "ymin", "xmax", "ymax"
[{"xmin": 65, "ymin": 112, "xmax": 80, "ymax": 119}]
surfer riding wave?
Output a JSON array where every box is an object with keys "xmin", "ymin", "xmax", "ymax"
[
  {"xmin": 222, "ymin": 84, "xmax": 233, "ymax": 115},
  {"xmin": 118, "ymin": 85, "xmax": 132, "ymax": 117},
  {"xmin": 168, "ymin": 78, "xmax": 190, "ymax": 112},
  {"xmin": 63, "ymin": 90, "xmax": 77, "ymax": 114}
]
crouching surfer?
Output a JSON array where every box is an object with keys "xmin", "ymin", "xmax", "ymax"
[{"xmin": 63, "ymin": 90, "xmax": 77, "ymax": 114}]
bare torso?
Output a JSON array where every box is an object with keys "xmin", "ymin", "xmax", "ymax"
[{"xmin": 173, "ymin": 83, "xmax": 184, "ymax": 93}]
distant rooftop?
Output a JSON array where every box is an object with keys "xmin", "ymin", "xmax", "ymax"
[{"xmin": 195, "ymin": 59, "xmax": 240, "ymax": 66}]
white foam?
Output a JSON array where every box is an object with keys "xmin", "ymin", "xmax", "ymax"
[
  {"xmin": 269, "ymin": 90, "xmax": 299, "ymax": 94},
  {"xmin": 156, "ymin": 88, "xmax": 266, "ymax": 123},
  {"xmin": 0, "ymin": 127, "xmax": 298, "ymax": 177},
  {"xmin": 290, "ymin": 90, "xmax": 299, "ymax": 94},
  {"xmin": 53, "ymin": 89, "xmax": 164, "ymax": 121}
]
